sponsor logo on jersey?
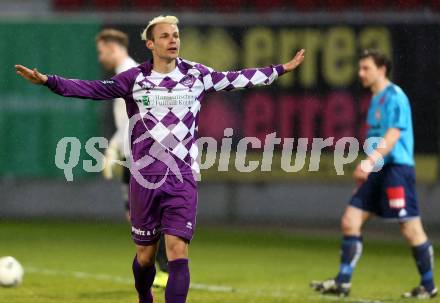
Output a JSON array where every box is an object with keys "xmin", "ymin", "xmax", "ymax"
[
  {"xmin": 142, "ymin": 95, "xmax": 150, "ymax": 106},
  {"xmin": 100, "ymin": 80, "xmax": 115, "ymax": 85},
  {"xmin": 135, "ymin": 94, "xmax": 196, "ymax": 108},
  {"xmin": 131, "ymin": 226, "xmax": 157, "ymax": 237},
  {"xmin": 131, "ymin": 226, "xmax": 145, "ymax": 236}
]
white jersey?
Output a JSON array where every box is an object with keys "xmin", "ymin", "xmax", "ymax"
[{"xmin": 110, "ymin": 56, "xmax": 138, "ymax": 156}]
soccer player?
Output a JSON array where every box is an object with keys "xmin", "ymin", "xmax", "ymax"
[
  {"xmin": 96, "ymin": 29, "xmax": 137, "ymax": 219},
  {"xmin": 95, "ymin": 28, "xmax": 170, "ymax": 288},
  {"xmin": 311, "ymin": 49, "xmax": 437, "ymax": 299},
  {"xmin": 15, "ymin": 15, "xmax": 305, "ymax": 303}
]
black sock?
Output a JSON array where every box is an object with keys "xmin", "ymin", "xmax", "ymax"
[
  {"xmin": 335, "ymin": 235, "xmax": 363, "ymax": 284},
  {"xmin": 132, "ymin": 255, "xmax": 155, "ymax": 303},
  {"xmin": 412, "ymin": 241, "xmax": 435, "ymax": 292}
]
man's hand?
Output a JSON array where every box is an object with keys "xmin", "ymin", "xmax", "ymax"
[
  {"xmin": 353, "ymin": 158, "xmax": 374, "ymax": 185},
  {"xmin": 283, "ymin": 49, "xmax": 305, "ymax": 72},
  {"xmin": 102, "ymin": 145, "xmax": 124, "ymax": 180},
  {"xmin": 15, "ymin": 64, "xmax": 48, "ymax": 85}
]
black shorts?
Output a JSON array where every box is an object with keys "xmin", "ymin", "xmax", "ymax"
[{"xmin": 350, "ymin": 164, "xmax": 419, "ymax": 221}]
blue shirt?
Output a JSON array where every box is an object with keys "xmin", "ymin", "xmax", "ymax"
[{"xmin": 366, "ymin": 83, "xmax": 414, "ymax": 166}]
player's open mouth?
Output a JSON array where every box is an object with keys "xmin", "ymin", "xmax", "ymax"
[{"xmin": 168, "ymin": 47, "xmax": 177, "ymax": 51}]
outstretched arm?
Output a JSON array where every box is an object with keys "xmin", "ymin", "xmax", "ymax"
[
  {"xmin": 282, "ymin": 49, "xmax": 306, "ymax": 73},
  {"xmin": 15, "ymin": 65, "xmax": 48, "ymax": 84},
  {"xmin": 200, "ymin": 49, "xmax": 305, "ymax": 93},
  {"xmin": 15, "ymin": 64, "xmax": 134, "ymax": 100}
]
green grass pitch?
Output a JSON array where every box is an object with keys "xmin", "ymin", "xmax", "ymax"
[{"xmin": 0, "ymin": 220, "xmax": 439, "ymax": 303}]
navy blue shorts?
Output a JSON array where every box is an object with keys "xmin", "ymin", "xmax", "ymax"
[{"xmin": 350, "ymin": 164, "xmax": 419, "ymax": 221}]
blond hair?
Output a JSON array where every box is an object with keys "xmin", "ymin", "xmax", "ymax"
[{"xmin": 141, "ymin": 15, "xmax": 179, "ymax": 41}]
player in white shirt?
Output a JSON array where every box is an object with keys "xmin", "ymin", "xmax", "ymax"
[{"xmin": 95, "ymin": 29, "xmax": 169, "ymax": 288}]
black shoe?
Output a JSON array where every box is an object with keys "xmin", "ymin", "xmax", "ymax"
[
  {"xmin": 402, "ymin": 286, "xmax": 438, "ymax": 299},
  {"xmin": 310, "ymin": 279, "xmax": 351, "ymax": 297}
]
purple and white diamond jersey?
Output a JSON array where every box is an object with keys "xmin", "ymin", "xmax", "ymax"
[{"xmin": 45, "ymin": 57, "xmax": 285, "ymax": 176}]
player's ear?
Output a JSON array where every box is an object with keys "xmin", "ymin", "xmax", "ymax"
[
  {"xmin": 379, "ymin": 65, "xmax": 387, "ymax": 77},
  {"xmin": 146, "ymin": 40, "xmax": 154, "ymax": 51}
]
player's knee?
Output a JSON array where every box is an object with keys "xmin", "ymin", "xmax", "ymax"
[
  {"xmin": 167, "ymin": 245, "xmax": 186, "ymax": 260},
  {"xmin": 166, "ymin": 240, "xmax": 188, "ymax": 261},
  {"xmin": 137, "ymin": 253, "xmax": 155, "ymax": 267},
  {"xmin": 136, "ymin": 249, "xmax": 156, "ymax": 267},
  {"xmin": 400, "ymin": 221, "xmax": 427, "ymax": 244},
  {"xmin": 401, "ymin": 224, "xmax": 416, "ymax": 243},
  {"xmin": 341, "ymin": 213, "xmax": 360, "ymax": 234}
]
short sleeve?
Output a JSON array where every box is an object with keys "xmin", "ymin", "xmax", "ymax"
[{"xmin": 386, "ymin": 94, "xmax": 408, "ymax": 130}]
